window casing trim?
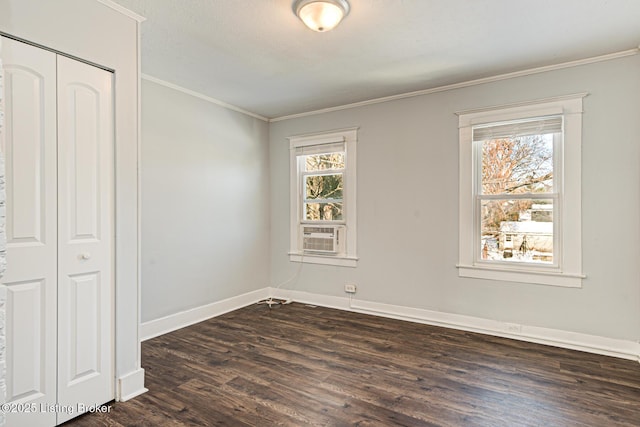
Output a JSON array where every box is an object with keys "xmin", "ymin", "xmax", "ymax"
[
  {"xmin": 457, "ymin": 94, "xmax": 586, "ymax": 287},
  {"xmin": 288, "ymin": 127, "xmax": 358, "ymax": 267}
]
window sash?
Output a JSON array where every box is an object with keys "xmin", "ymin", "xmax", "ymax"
[
  {"xmin": 475, "ymin": 132, "xmax": 559, "ymax": 196},
  {"xmin": 302, "ymin": 202, "xmax": 344, "ymax": 223},
  {"xmin": 474, "ymin": 133, "xmax": 562, "ymax": 196},
  {"xmin": 299, "ymin": 156, "xmax": 346, "ymax": 223},
  {"xmin": 301, "ymin": 169, "xmax": 345, "ymax": 178},
  {"xmin": 474, "ymin": 193, "xmax": 560, "ymax": 268},
  {"xmin": 473, "ymin": 120, "xmax": 562, "ymax": 270},
  {"xmin": 303, "ymin": 198, "xmax": 344, "ymax": 204}
]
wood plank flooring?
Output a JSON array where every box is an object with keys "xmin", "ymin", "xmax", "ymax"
[{"xmin": 64, "ymin": 302, "xmax": 640, "ymax": 426}]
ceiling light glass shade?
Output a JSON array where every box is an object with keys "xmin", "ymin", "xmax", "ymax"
[{"xmin": 293, "ymin": 0, "xmax": 350, "ymax": 32}]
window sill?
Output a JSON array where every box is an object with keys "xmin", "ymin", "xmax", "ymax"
[
  {"xmin": 289, "ymin": 252, "xmax": 358, "ymax": 268},
  {"xmin": 457, "ymin": 264, "xmax": 584, "ymax": 288}
]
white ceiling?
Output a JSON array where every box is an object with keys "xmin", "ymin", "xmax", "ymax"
[{"xmin": 112, "ymin": 0, "xmax": 640, "ymax": 119}]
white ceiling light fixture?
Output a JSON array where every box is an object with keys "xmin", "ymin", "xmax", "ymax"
[{"xmin": 293, "ymin": 0, "xmax": 351, "ymax": 32}]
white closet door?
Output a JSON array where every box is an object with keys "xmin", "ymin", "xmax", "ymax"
[
  {"xmin": 56, "ymin": 55, "xmax": 114, "ymax": 424},
  {"xmin": 1, "ymin": 37, "xmax": 58, "ymax": 427}
]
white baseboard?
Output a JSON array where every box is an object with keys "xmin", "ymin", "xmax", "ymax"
[
  {"xmin": 140, "ymin": 288, "xmax": 270, "ymax": 341},
  {"xmin": 117, "ymin": 368, "xmax": 147, "ymax": 402},
  {"xmin": 139, "ymin": 286, "xmax": 639, "ymax": 362},
  {"xmin": 269, "ymin": 288, "xmax": 640, "ymax": 362}
]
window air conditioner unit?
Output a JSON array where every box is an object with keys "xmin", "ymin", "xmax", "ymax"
[{"xmin": 301, "ymin": 225, "xmax": 346, "ymax": 254}]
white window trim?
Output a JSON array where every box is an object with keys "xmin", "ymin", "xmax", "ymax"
[
  {"xmin": 288, "ymin": 127, "xmax": 358, "ymax": 267},
  {"xmin": 456, "ymin": 94, "xmax": 587, "ymax": 287}
]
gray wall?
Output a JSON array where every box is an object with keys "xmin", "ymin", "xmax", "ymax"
[
  {"xmin": 269, "ymin": 54, "xmax": 640, "ymax": 341},
  {"xmin": 141, "ymin": 79, "xmax": 270, "ymax": 322}
]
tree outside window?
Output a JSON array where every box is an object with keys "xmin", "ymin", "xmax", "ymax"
[
  {"xmin": 478, "ymin": 129, "xmax": 556, "ymax": 264},
  {"xmin": 303, "ymin": 153, "xmax": 344, "ymax": 221}
]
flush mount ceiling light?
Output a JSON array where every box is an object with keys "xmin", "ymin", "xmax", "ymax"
[{"xmin": 293, "ymin": 0, "xmax": 350, "ymax": 32}]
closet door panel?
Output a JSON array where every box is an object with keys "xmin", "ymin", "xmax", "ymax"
[
  {"xmin": 56, "ymin": 54, "xmax": 114, "ymax": 425},
  {"xmin": 6, "ymin": 68, "xmax": 47, "ymax": 244},
  {"xmin": 6, "ymin": 281, "xmax": 47, "ymax": 397},
  {"xmin": 65, "ymin": 84, "xmax": 101, "ymax": 241},
  {"xmin": 1, "ymin": 37, "xmax": 58, "ymax": 427},
  {"xmin": 66, "ymin": 272, "xmax": 101, "ymax": 383}
]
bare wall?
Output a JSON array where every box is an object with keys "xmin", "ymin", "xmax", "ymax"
[
  {"xmin": 141, "ymin": 79, "xmax": 270, "ymax": 322},
  {"xmin": 269, "ymin": 54, "xmax": 640, "ymax": 342}
]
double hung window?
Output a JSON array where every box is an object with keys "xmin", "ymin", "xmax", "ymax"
[
  {"xmin": 300, "ymin": 146, "xmax": 345, "ymax": 223},
  {"xmin": 288, "ymin": 128, "xmax": 358, "ymax": 267},
  {"xmin": 475, "ymin": 116, "xmax": 559, "ymax": 266},
  {"xmin": 457, "ymin": 95, "xmax": 585, "ymax": 287}
]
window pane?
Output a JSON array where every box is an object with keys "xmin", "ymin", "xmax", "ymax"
[
  {"xmin": 480, "ymin": 199, "xmax": 553, "ymax": 263},
  {"xmin": 305, "ymin": 174, "xmax": 343, "ymax": 200},
  {"xmin": 305, "ymin": 153, "xmax": 345, "ymax": 171},
  {"xmin": 481, "ymin": 134, "xmax": 554, "ymax": 195},
  {"xmin": 305, "ymin": 202, "xmax": 343, "ymax": 221}
]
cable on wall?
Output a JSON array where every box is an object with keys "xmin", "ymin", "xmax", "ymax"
[{"xmin": 257, "ymin": 252, "xmax": 305, "ymax": 308}]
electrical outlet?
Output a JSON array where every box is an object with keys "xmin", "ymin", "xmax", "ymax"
[{"xmin": 344, "ymin": 284, "xmax": 357, "ymax": 293}]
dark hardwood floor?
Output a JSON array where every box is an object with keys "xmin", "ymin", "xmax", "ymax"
[{"xmin": 65, "ymin": 302, "xmax": 640, "ymax": 426}]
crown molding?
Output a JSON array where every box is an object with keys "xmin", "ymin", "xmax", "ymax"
[
  {"xmin": 142, "ymin": 74, "xmax": 269, "ymax": 122},
  {"xmin": 270, "ymin": 48, "xmax": 639, "ymax": 122},
  {"xmin": 96, "ymin": 0, "xmax": 146, "ymax": 22}
]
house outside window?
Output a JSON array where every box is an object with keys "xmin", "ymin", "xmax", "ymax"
[
  {"xmin": 288, "ymin": 128, "xmax": 358, "ymax": 267},
  {"xmin": 476, "ymin": 116, "xmax": 559, "ymax": 265},
  {"xmin": 457, "ymin": 95, "xmax": 586, "ymax": 287}
]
